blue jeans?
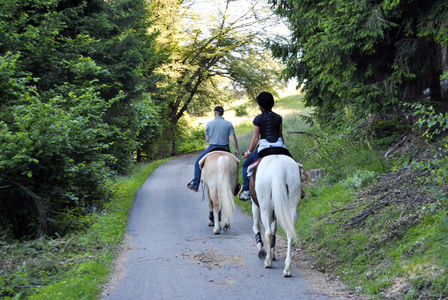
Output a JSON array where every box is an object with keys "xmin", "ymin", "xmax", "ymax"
[
  {"xmin": 242, "ymin": 149, "xmax": 259, "ymax": 191},
  {"xmin": 191, "ymin": 144, "xmax": 230, "ymax": 188}
]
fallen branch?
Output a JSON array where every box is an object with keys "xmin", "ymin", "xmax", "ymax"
[
  {"xmin": 384, "ymin": 134, "xmax": 408, "ymax": 158},
  {"xmin": 286, "ymin": 131, "xmax": 325, "ymax": 139},
  {"xmin": 330, "ymin": 208, "xmax": 347, "ymax": 215},
  {"xmin": 343, "ymin": 200, "xmax": 391, "ymax": 227}
]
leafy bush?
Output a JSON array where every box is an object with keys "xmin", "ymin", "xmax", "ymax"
[
  {"xmin": 410, "ymin": 103, "xmax": 448, "ymax": 187},
  {"xmin": 176, "ymin": 116, "xmax": 205, "ymax": 154},
  {"xmin": 0, "ymin": 0, "xmax": 166, "ymax": 239},
  {"xmin": 234, "ymin": 104, "xmax": 249, "ymax": 117},
  {"xmin": 0, "ymin": 60, "xmax": 119, "ymax": 237},
  {"xmin": 341, "ymin": 170, "xmax": 378, "ymax": 190}
]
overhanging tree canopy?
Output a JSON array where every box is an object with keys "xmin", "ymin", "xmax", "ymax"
[
  {"xmin": 152, "ymin": 0, "xmax": 288, "ymax": 126},
  {"xmin": 269, "ymin": 0, "xmax": 448, "ymax": 121}
]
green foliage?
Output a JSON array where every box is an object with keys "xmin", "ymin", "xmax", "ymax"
[
  {"xmin": 341, "ymin": 170, "xmax": 378, "ymax": 190},
  {"xmin": 442, "ymin": 72, "xmax": 448, "ymax": 81},
  {"xmin": 234, "ymin": 104, "xmax": 249, "ymax": 117},
  {"xmin": 287, "ymin": 111, "xmax": 389, "ymax": 183},
  {"xmin": 28, "ymin": 261, "xmax": 109, "ymax": 300},
  {"xmin": 176, "ymin": 119, "xmax": 205, "ymax": 154},
  {"xmin": 412, "ymin": 103, "xmax": 448, "ymax": 140},
  {"xmin": 0, "ymin": 267, "xmax": 28, "ymax": 298},
  {"xmin": 269, "ymin": 0, "xmax": 448, "ymax": 122},
  {"xmin": 286, "ymin": 99, "xmax": 448, "ymax": 298},
  {"xmin": 0, "ymin": 51, "xmax": 119, "ymax": 237},
  {"xmin": 0, "ymin": 0, "xmax": 166, "ymax": 238},
  {"xmin": 410, "ymin": 103, "xmax": 448, "ymax": 188}
]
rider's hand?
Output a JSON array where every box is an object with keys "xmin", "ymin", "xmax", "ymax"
[
  {"xmin": 243, "ymin": 152, "xmax": 249, "ymax": 158},
  {"xmin": 235, "ymin": 150, "xmax": 239, "ymax": 157}
]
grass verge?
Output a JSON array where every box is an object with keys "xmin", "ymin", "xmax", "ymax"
[{"xmin": 1, "ymin": 158, "xmax": 172, "ymax": 299}]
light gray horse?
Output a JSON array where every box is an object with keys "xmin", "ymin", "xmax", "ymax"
[{"xmin": 200, "ymin": 151, "xmax": 239, "ymax": 234}]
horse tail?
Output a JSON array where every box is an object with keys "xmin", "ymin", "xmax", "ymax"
[
  {"xmin": 271, "ymin": 164, "xmax": 298, "ymax": 241},
  {"xmin": 217, "ymin": 155, "xmax": 235, "ymax": 223}
]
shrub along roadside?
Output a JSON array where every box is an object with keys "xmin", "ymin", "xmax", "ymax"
[{"xmin": 0, "ymin": 158, "xmax": 172, "ymax": 299}]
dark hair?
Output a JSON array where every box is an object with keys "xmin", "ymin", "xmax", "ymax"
[
  {"xmin": 256, "ymin": 91, "xmax": 274, "ymax": 110},
  {"xmin": 214, "ymin": 106, "xmax": 224, "ymax": 114}
]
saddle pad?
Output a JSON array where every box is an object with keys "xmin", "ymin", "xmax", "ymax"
[{"xmin": 198, "ymin": 151, "xmax": 240, "ymax": 169}]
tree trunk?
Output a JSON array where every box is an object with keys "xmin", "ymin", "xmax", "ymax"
[
  {"xmin": 429, "ymin": 74, "xmax": 442, "ymax": 102},
  {"xmin": 136, "ymin": 148, "xmax": 142, "ymax": 162},
  {"xmin": 429, "ymin": 42, "xmax": 443, "ymax": 102}
]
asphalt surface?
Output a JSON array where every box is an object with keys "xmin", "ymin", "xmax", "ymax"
[{"xmin": 104, "ymin": 151, "xmax": 336, "ymax": 300}]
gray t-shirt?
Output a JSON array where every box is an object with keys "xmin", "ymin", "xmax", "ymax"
[{"xmin": 205, "ymin": 116, "xmax": 235, "ymax": 146}]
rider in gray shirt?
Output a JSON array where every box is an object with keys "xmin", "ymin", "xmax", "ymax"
[
  {"xmin": 206, "ymin": 115, "xmax": 235, "ymax": 146},
  {"xmin": 187, "ymin": 106, "xmax": 239, "ymax": 192}
]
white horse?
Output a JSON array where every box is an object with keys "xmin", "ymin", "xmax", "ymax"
[
  {"xmin": 249, "ymin": 154, "xmax": 302, "ymax": 277},
  {"xmin": 199, "ymin": 151, "xmax": 239, "ymax": 234}
]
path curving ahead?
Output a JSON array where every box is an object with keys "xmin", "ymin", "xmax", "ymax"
[{"xmin": 103, "ymin": 151, "xmax": 344, "ymax": 300}]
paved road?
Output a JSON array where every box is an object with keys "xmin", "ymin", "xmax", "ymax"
[{"xmin": 104, "ymin": 151, "xmax": 336, "ymax": 300}]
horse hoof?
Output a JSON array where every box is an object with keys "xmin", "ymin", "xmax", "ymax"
[
  {"xmin": 208, "ymin": 221, "xmax": 214, "ymax": 226},
  {"xmin": 223, "ymin": 224, "xmax": 230, "ymax": 231},
  {"xmin": 213, "ymin": 231, "xmax": 220, "ymax": 235},
  {"xmin": 258, "ymin": 250, "xmax": 266, "ymax": 259},
  {"xmin": 264, "ymin": 261, "xmax": 273, "ymax": 268},
  {"xmin": 283, "ymin": 271, "xmax": 292, "ymax": 277}
]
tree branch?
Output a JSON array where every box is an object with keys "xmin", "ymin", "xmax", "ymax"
[{"xmin": 286, "ymin": 130, "xmax": 325, "ymax": 139}]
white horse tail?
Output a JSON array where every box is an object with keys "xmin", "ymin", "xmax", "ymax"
[
  {"xmin": 217, "ymin": 155, "xmax": 235, "ymax": 223},
  {"xmin": 271, "ymin": 166, "xmax": 298, "ymax": 241}
]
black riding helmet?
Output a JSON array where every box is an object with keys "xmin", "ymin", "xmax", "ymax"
[{"xmin": 256, "ymin": 91, "xmax": 274, "ymax": 111}]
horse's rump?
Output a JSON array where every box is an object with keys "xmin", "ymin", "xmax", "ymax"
[
  {"xmin": 199, "ymin": 150, "xmax": 239, "ymax": 169},
  {"xmin": 255, "ymin": 155, "xmax": 301, "ymax": 240}
]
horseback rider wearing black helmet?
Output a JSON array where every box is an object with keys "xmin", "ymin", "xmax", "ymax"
[{"xmin": 239, "ymin": 91, "xmax": 291, "ymax": 201}]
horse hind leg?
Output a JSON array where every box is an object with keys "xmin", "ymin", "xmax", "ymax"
[
  {"xmin": 261, "ymin": 210, "xmax": 274, "ymax": 268},
  {"xmin": 283, "ymin": 232, "xmax": 293, "ymax": 277},
  {"xmin": 210, "ymin": 191, "xmax": 221, "ymax": 234},
  {"xmin": 271, "ymin": 212, "xmax": 277, "ymax": 261},
  {"xmin": 208, "ymin": 210, "xmax": 222, "ymax": 227},
  {"xmin": 223, "ymin": 210, "xmax": 230, "ymax": 231},
  {"xmin": 252, "ymin": 202, "xmax": 266, "ymax": 259},
  {"xmin": 207, "ymin": 189, "xmax": 214, "ymax": 226},
  {"xmin": 222, "ymin": 210, "xmax": 231, "ymax": 232},
  {"xmin": 263, "ymin": 228, "xmax": 273, "ymax": 268},
  {"xmin": 208, "ymin": 211, "xmax": 214, "ymax": 226}
]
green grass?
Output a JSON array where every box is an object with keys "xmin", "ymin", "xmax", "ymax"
[
  {"xmin": 28, "ymin": 261, "xmax": 109, "ymax": 300},
  {"xmin": 1, "ymin": 158, "xmax": 172, "ymax": 299}
]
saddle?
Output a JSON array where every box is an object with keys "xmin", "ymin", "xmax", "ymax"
[
  {"xmin": 209, "ymin": 147, "xmax": 230, "ymax": 153},
  {"xmin": 198, "ymin": 150, "xmax": 240, "ymax": 169},
  {"xmin": 258, "ymin": 146, "xmax": 292, "ymax": 158}
]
